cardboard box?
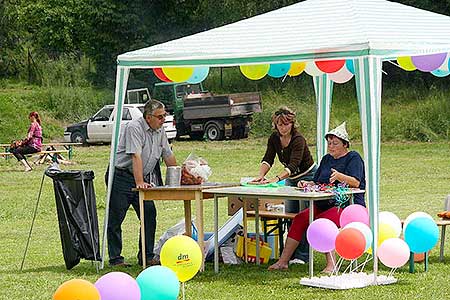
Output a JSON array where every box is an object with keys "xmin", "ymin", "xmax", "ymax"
[
  {"xmin": 227, "ymin": 197, "xmax": 284, "ymax": 216},
  {"xmin": 228, "ymin": 197, "xmax": 257, "ymax": 216}
]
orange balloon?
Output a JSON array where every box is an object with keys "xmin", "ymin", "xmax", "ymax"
[{"xmin": 53, "ymin": 279, "xmax": 100, "ymax": 300}]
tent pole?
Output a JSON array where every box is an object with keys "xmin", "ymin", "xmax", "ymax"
[
  {"xmin": 100, "ymin": 65, "xmax": 130, "ymax": 269},
  {"xmin": 355, "ymin": 56, "xmax": 383, "ymax": 284},
  {"xmin": 313, "ymin": 74, "xmax": 333, "ymax": 163}
]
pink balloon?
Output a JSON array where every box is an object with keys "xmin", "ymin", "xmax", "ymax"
[
  {"xmin": 306, "ymin": 218, "xmax": 339, "ymax": 253},
  {"xmin": 377, "ymin": 238, "xmax": 410, "ymax": 268},
  {"xmin": 411, "ymin": 53, "xmax": 447, "ymax": 72},
  {"xmin": 339, "ymin": 204, "xmax": 369, "ymax": 227},
  {"xmin": 329, "ymin": 65, "xmax": 354, "ymax": 84}
]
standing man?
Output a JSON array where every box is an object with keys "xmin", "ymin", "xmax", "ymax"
[{"xmin": 107, "ymin": 99, "xmax": 177, "ymax": 267}]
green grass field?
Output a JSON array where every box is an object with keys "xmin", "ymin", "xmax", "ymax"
[{"xmin": 1, "ymin": 139, "xmax": 449, "ymax": 300}]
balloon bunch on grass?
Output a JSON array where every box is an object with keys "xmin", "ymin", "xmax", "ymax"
[
  {"xmin": 53, "ymin": 235, "xmax": 202, "ymax": 300},
  {"xmin": 306, "ymin": 205, "xmax": 439, "ymax": 276}
]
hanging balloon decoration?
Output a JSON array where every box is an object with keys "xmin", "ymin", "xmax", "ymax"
[
  {"xmin": 411, "ymin": 53, "xmax": 447, "ymax": 72},
  {"xmin": 153, "ymin": 68, "xmax": 172, "ymax": 82},
  {"xmin": 397, "ymin": 56, "xmax": 416, "ymax": 71},
  {"xmin": 187, "ymin": 67, "xmax": 210, "ymax": 84},
  {"xmin": 304, "ymin": 61, "xmax": 324, "ymax": 76},
  {"xmin": 287, "ymin": 62, "xmax": 306, "ymax": 76},
  {"xmin": 431, "ymin": 69, "xmax": 450, "ymax": 77},
  {"xmin": 345, "ymin": 59, "xmax": 355, "ymax": 74},
  {"xmin": 162, "ymin": 67, "xmax": 194, "ymax": 82},
  {"xmin": 240, "ymin": 64, "xmax": 270, "ymax": 80},
  {"xmin": 267, "ymin": 63, "xmax": 291, "ymax": 78},
  {"xmin": 315, "ymin": 59, "xmax": 345, "ymax": 73},
  {"xmin": 329, "ymin": 65, "xmax": 354, "ymax": 84},
  {"xmin": 437, "ymin": 54, "xmax": 450, "ymax": 72}
]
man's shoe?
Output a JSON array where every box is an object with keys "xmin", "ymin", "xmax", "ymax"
[
  {"xmin": 138, "ymin": 258, "xmax": 160, "ymax": 267},
  {"xmin": 109, "ymin": 261, "xmax": 132, "ymax": 268}
]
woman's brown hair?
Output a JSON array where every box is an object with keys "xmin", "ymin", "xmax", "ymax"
[
  {"xmin": 29, "ymin": 111, "xmax": 41, "ymax": 125},
  {"xmin": 271, "ymin": 106, "xmax": 298, "ymax": 133}
]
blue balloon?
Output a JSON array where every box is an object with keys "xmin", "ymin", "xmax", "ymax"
[
  {"xmin": 268, "ymin": 63, "xmax": 291, "ymax": 78},
  {"xmin": 404, "ymin": 217, "xmax": 439, "ymax": 253},
  {"xmin": 187, "ymin": 67, "xmax": 209, "ymax": 84},
  {"xmin": 136, "ymin": 266, "xmax": 180, "ymax": 300},
  {"xmin": 431, "ymin": 69, "xmax": 450, "ymax": 77},
  {"xmin": 346, "ymin": 60, "xmax": 355, "ymax": 74}
]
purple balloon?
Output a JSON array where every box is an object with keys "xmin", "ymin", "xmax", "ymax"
[
  {"xmin": 307, "ymin": 218, "xmax": 339, "ymax": 253},
  {"xmin": 411, "ymin": 53, "xmax": 447, "ymax": 72},
  {"xmin": 95, "ymin": 272, "xmax": 140, "ymax": 300}
]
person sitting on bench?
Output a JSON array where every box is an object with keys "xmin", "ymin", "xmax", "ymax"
[{"xmin": 10, "ymin": 111, "xmax": 43, "ymax": 172}]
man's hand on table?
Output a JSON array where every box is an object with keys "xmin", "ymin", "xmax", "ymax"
[{"xmin": 136, "ymin": 181, "xmax": 155, "ymax": 189}]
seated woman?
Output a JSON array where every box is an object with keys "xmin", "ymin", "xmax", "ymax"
[
  {"xmin": 268, "ymin": 122, "xmax": 366, "ymax": 272},
  {"xmin": 10, "ymin": 111, "xmax": 43, "ymax": 171}
]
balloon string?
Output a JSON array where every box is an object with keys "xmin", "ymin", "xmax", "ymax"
[
  {"xmin": 388, "ymin": 267, "xmax": 397, "ymax": 278},
  {"xmin": 352, "ymin": 254, "xmax": 372, "ymax": 272},
  {"xmin": 333, "ymin": 257, "xmax": 344, "ymax": 276},
  {"xmin": 342, "ymin": 259, "xmax": 354, "ymax": 274}
]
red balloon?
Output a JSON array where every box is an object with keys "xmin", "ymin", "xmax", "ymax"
[
  {"xmin": 315, "ymin": 60, "xmax": 346, "ymax": 73},
  {"xmin": 335, "ymin": 228, "xmax": 366, "ymax": 260},
  {"xmin": 153, "ymin": 68, "xmax": 172, "ymax": 82}
]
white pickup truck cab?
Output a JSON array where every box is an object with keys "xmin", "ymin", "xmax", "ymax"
[{"xmin": 63, "ymin": 103, "xmax": 177, "ymax": 144}]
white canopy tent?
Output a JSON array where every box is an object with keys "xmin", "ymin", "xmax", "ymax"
[{"xmin": 102, "ymin": 0, "xmax": 450, "ymax": 282}]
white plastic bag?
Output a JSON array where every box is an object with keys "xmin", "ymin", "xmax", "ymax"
[
  {"xmin": 181, "ymin": 153, "xmax": 212, "ymax": 185},
  {"xmin": 153, "ymin": 218, "xmax": 197, "ymax": 259}
]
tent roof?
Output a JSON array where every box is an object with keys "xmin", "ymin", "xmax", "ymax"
[{"xmin": 118, "ymin": 0, "xmax": 450, "ymax": 67}]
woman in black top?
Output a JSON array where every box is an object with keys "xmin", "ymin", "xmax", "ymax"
[{"xmin": 251, "ymin": 106, "xmax": 317, "ymax": 206}]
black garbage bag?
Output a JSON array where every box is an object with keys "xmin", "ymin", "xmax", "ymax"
[{"xmin": 45, "ymin": 165, "xmax": 101, "ymax": 270}]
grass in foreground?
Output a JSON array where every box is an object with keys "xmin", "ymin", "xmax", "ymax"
[{"xmin": 0, "ymin": 139, "xmax": 449, "ymax": 300}]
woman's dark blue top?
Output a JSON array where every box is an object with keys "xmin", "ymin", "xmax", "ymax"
[{"xmin": 313, "ymin": 151, "xmax": 366, "ymax": 210}]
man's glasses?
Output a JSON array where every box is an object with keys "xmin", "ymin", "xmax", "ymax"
[
  {"xmin": 275, "ymin": 109, "xmax": 294, "ymax": 116},
  {"xmin": 151, "ymin": 113, "xmax": 168, "ymax": 120}
]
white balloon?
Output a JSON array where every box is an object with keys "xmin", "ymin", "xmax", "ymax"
[
  {"xmin": 403, "ymin": 212, "xmax": 434, "ymax": 235},
  {"xmin": 437, "ymin": 55, "xmax": 450, "ymax": 72},
  {"xmin": 329, "ymin": 65, "xmax": 354, "ymax": 83},
  {"xmin": 304, "ymin": 61, "xmax": 324, "ymax": 76},
  {"xmin": 379, "ymin": 211, "xmax": 402, "ymax": 238}
]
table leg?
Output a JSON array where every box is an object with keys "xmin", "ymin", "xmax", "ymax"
[
  {"xmin": 184, "ymin": 200, "xmax": 192, "ymax": 237},
  {"xmin": 309, "ymin": 199, "xmax": 313, "ymax": 278},
  {"xmin": 440, "ymin": 225, "xmax": 446, "ymax": 262},
  {"xmin": 214, "ymin": 195, "xmax": 219, "ymax": 273},
  {"xmin": 139, "ymin": 191, "xmax": 146, "ymax": 269},
  {"xmin": 255, "ymin": 201, "xmax": 260, "ymax": 265},
  {"xmin": 243, "ymin": 198, "xmax": 248, "ymax": 263},
  {"xmin": 194, "ymin": 191, "xmax": 205, "ymax": 271}
]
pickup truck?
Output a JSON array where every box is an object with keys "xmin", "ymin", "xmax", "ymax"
[
  {"xmin": 63, "ymin": 103, "xmax": 177, "ymax": 144},
  {"xmin": 152, "ymin": 82, "xmax": 262, "ymax": 141}
]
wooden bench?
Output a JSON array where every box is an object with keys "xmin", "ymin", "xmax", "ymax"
[{"xmin": 246, "ymin": 210, "xmax": 297, "ymax": 256}]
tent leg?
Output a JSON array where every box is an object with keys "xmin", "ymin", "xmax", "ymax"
[{"xmin": 20, "ymin": 172, "xmax": 46, "ymax": 271}]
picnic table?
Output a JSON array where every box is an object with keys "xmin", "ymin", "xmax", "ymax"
[{"xmin": 0, "ymin": 142, "xmax": 82, "ymax": 163}]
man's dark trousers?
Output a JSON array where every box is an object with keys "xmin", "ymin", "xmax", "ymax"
[{"xmin": 107, "ymin": 168, "xmax": 156, "ymax": 265}]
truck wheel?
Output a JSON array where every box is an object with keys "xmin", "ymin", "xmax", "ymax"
[
  {"xmin": 71, "ymin": 131, "xmax": 87, "ymax": 144},
  {"xmin": 205, "ymin": 123, "xmax": 224, "ymax": 141}
]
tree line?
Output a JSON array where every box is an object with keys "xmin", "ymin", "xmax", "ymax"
[{"xmin": 1, "ymin": 0, "xmax": 449, "ymax": 87}]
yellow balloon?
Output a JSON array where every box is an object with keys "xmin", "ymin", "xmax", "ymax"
[
  {"xmin": 397, "ymin": 56, "xmax": 416, "ymax": 71},
  {"xmin": 160, "ymin": 235, "xmax": 202, "ymax": 282},
  {"xmin": 287, "ymin": 62, "xmax": 306, "ymax": 76},
  {"xmin": 53, "ymin": 279, "xmax": 100, "ymax": 300},
  {"xmin": 365, "ymin": 223, "xmax": 398, "ymax": 255},
  {"xmin": 162, "ymin": 67, "xmax": 194, "ymax": 82},
  {"xmin": 240, "ymin": 64, "xmax": 269, "ymax": 80}
]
